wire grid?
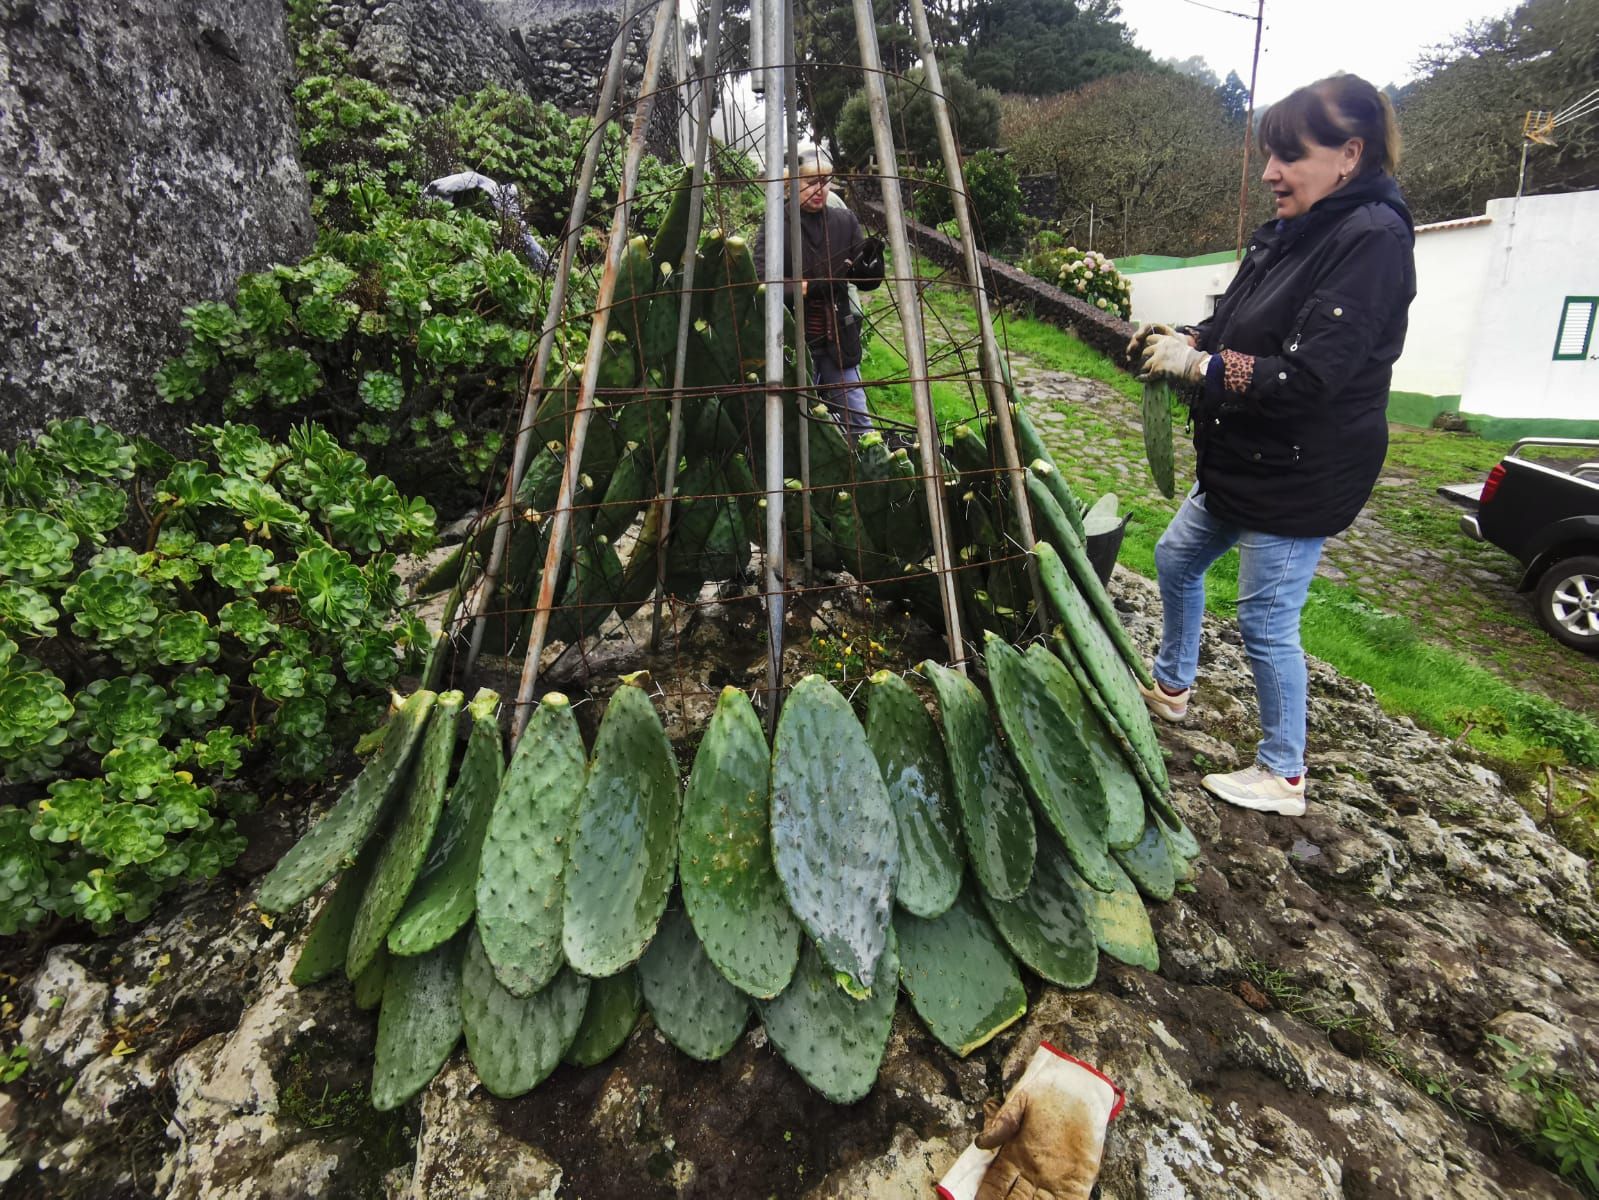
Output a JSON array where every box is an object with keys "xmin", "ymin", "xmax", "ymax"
[{"xmin": 429, "ymin": 1, "xmax": 1045, "ymax": 733}]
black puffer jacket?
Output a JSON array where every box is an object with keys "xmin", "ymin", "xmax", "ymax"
[
  {"xmin": 1187, "ymin": 172, "xmax": 1416, "ymax": 538},
  {"xmin": 783, "ymin": 205, "xmax": 884, "ymax": 369}
]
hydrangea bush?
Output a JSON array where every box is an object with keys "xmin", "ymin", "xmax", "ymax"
[
  {"xmin": 0, "ymin": 419, "xmax": 434, "ymax": 932},
  {"xmin": 1019, "ymin": 233, "xmax": 1133, "ymax": 319}
]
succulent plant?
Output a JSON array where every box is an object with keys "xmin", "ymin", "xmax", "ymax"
[
  {"xmin": 250, "ymin": 650, "xmax": 310, "ymax": 702},
  {"xmin": 33, "ymin": 778, "xmax": 110, "ymax": 844},
  {"xmin": 218, "ymin": 478, "xmax": 304, "ymax": 538},
  {"xmin": 35, "ymin": 419, "xmax": 136, "ymax": 480},
  {"xmin": 359, "ymin": 370, "xmax": 405, "ymax": 413},
  {"xmin": 0, "ymin": 582, "xmax": 58, "ymax": 639},
  {"xmin": 156, "ymin": 611, "xmax": 221, "ymax": 666},
  {"xmin": 171, "ymin": 668, "xmax": 230, "ymax": 723},
  {"xmin": 62, "ymin": 566, "xmax": 160, "ymax": 646},
  {"xmin": 0, "ymin": 664, "xmax": 73, "ymax": 758},
  {"xmin": 71, "ymin": 869, "xmax": 137, "ymax": 926},
  {"xmin": 0, "ymin": 446, "xmax": 68, "ymax": 508},
  {"xmin": 60, "ymin": 482, "xmax": 129, "ymax": 541},
  {"xmin": 0, "ymin": 509, "xmax": 80, "ymax": 582},
  {"xmin": 185, "ymin": 726, "xmax": 250, "ymax": 778},
  {"xmin": 289, "ymin": 546, "xmax": 369, "ymax": 630},
  {"xmin": 342, "ymin": 631, "xmax": 400, "ymax": 687},
  {"xmin": 101, "ymin": 737, "xmax": 178, "ymax": 801},
  {"xmin": 81, "ymin": 803, "xmax": 170, "ymax": 868},
  {"xmin": 155, "ymin": 461, "xmax": 224, "ymax": 509},
  {"xmin": 210, "ymin": 538, "xmax": 280, "ymax": 593},
  {"xmin": 151, "ymin": 777, "xmax": 216, "ymax": 834},
  {"xmin": 71, "ymin": 675, "xmax": 173, "ymax": 753}
]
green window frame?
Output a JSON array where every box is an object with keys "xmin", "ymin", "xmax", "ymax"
[{"xmin": 1553, "ymin": 295, "xmax": 1597, "ymax": 361}]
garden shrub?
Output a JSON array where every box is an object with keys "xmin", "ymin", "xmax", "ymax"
[
  {"xmin": 912, "ymin": 149, "xmax": 1026, "ymax": 251},
  {"xmin": 0, "ymin": 419, "xmax": 434, "ymax": 932},
  {"xmin": 1018, "ymin": 232, "xmax": 1132, "ymax": 318}
]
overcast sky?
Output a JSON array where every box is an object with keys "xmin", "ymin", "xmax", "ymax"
[{"xmin": 1112, "ymin": 0, "xmax": 1518, "ymax": 104}]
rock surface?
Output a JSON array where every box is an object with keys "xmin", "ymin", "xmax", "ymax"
[
  {"xmin": 0, "ymin": 0, "xmax": 312, "ymax": 444},
  {"xmin": 3, "ymin": 569, "xmax": 1595, "ymax": 1198}
]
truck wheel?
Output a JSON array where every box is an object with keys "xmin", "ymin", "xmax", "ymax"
[{"xmin": 1535, "ymin": 555, "xmax": 1599, "ymax": 653}]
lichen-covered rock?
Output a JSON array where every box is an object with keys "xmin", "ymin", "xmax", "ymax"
[{"xmin": 0, "ymin": 0, "xmax": 312, "ymax": 443}]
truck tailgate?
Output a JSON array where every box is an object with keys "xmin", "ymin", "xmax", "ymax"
[{"xmin": 1437, "ymin": 481, "xmax": 1484, "ymax": 509}]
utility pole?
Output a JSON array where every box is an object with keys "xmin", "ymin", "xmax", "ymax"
[{"xmin": 1233, "ymin": 0, "xmax": 1265, "ymax": 258}]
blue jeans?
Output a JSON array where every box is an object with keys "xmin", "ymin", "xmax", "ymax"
[
  {"xmin": 1152, "ymin": 487, "xmax": 1326, "ymax": 778},
  {"xmin": 812, "ymin": 350, "xmax": 874, "ymax": 439}
]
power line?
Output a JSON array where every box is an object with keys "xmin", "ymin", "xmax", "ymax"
[{"xmin": 1173, "ymin": 0, "xmax": 1258, "ymax": 21}]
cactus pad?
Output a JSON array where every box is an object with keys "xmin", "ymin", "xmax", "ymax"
[
  {"xmin": 352, "ymin": 943, "xmax": 387, "ymax": 1011},
  {"xmin": 564, "ymin": 969, "xmax": 642, "ymax": 1068},
  {"xmin": 918, "ymin": 661, "xmax": 1035, "ymax": 902},
  {"xmin": 1062, "ymin": 852, "xmax": 1159, "ymax": 972},
  {"xmin": 895, "ymin": 885, "xmax": 1026, "ymax": 1056},
  {"xmin": 1114, "ymin": 816, "xmax": 1178, "ymax": 902},
  {"xmin": 980, "ymin": 829, "xmax": 1099, "ymax": 989},
  {"xmin": 476, "ymin": 692, "xmax": 587, "ymax": 996},
  {"xmin": 563, "ymin": 677, "xmax": 681, "ymax": 978},
  {"xmin": 864, "ymin": 670, "xmax": 963, "ymax": 919},
  {"xmin": 290, "ymin": 839, "xmax": 380, "ymax": 987},
  {"xmin": 679, "ymin": 687, "xmax": 800, "ymax": 999},
  {"xmin": 1142, "ymin": 381, "xmax": 1176, "ymax": 499},
  {"xmin": 769, "ymin": 674, "xmax": 898, "ymax": 995},
  {"xmin": 258, "ymin": 690, "xmax": 437, "ymax": 913},
  {"xmin": 371, "ymin": 935, "xmax": 464, "ymax": 1111},
  {"xmin": 461, "ymin": 928, "xmax": 590, "ymax": 1098},
  {"xmin": 638, "ymin": 907, "xmax": 751, "ymax": 1061}
]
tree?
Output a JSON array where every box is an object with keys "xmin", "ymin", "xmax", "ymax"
[
  {"xmin": 1217, "ymin": 70, "xmax": 1250, "ymax": 123},
  {"xmin": 1163, "ymin": 55, "xmax": 1220, "ymax": 88},
  {"xmin": 835, "ymin": 67, "xmax": 1002, "ymax": 166},
  {"xmin": 956, "ymin": 0, "xmax": 1153, "ymax": 95},
  {"xmin": 1396, "ymin": 0, "xmax": 1599, "ymax": 222}
]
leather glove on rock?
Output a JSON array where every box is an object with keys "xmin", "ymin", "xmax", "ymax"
[
  {"xmin": 938, "ymin": 1044, "xmax": 1123, "ymax": 1200},
  {"xmin": 1124, "ymin": 321, "xmax": 1174, "ymax": 364},
  {"xmin": 1138, "ymin": 332, "xmax": 1211, "ymax": 388}
]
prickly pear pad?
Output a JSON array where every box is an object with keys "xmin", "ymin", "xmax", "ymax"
[
  {"xmin": 759, "ymin": 934, "xmax": 899, "ymax": 1104},
  {"xmin": 461, "ymin": 928, "xmax": 590, "ymax": 1099},
  {"xmin": 1114, "ymin": 817, "xmax": 1178, "ymax": 903},
  {"xmin": 680, "ymin": 687, "xmax": 799, "ymax": 999},
  {"xmin": 564, "ymin": 969, "xmax": 642, "ymax": 1068},
  {"xmin": 562, "ymin": 678, "xmax": 681, "ymax": 978},
  {"xmin": 918, "ymin": 661, "xmax": 1036, "ymax": 902},
  {"xmin": 638, "ymin": 907, "xmax": 751, "ymax": 1062},
  {"xmin": 347, "ymin": 691, "xmax": 465, "ymax": 979},
  {"xmin": 1063, "ymin": 853, "xmax": 1160, "ymax": 972},
  {"xmin": 291, "ymin": 838, "xmax": 380, "ymax": 987},
  {"xmin": 476, "ymin": 692, "xmax": 587, "ymax": 996},
  {"xmin": 371, "ymin": 934, "xmax": 464, "ymax": 1111},
  {"xmin": 984, "ymin": 633, "xmax": 1117, "ymax": 892},
  {"xmin": 895, "ymin": 885, "xmax": 1026, "ymax": 1057},
  {"xmin": 769, "ymin": 674, "xmax": 899, "ymax": 994},
  {"xmin": 388, "ymin": 690, "xmax": 505, "ymax": 957},
  {"xmin": 865, "ymin": 671, "xmax": 963, "ymax": 919},
  {"xmin": 258, "ymin": 690, "xmax": 437, "ymax": 913},
  {"xmin": 1143, "ymin": 381, "xmax": 1176, "ymax": 499},
  {"xmin": 980, "ymin": 829, "xmax": 1100, "ymax": 989}
]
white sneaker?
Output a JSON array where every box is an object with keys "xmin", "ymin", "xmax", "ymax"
[
  {"xmin": 1138, "ymin": 678, "xmax": 1190, "ymax": 723},
  {"xmin": 1202, "ymin": 764, "xmax": 1307, "ymax": 816}
]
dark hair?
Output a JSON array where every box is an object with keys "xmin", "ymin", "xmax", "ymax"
[{"xmin": 1258, "ymin": 74, "xmax": 1401, "ymax": 176}]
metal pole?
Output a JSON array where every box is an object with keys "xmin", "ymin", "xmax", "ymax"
[
  {"xmin": 465, "ymin": 0, "xmax": 645, "ymax": 676},
  {"xmin": 784, "ymin": 0, "xmax": 814, "ymax": 585},
  {"xmin": 850, "ymin": 0, "xmax": 967, "ymax": 670},
  {"xmin": 650, "ymin": 0, "xmax": 723, "ymax": 649},
  {"xmin": 512, "ymin": 0, "xmax": 675, "ymax": 740},
  {"xmin": 1234, "ymin": 0, "xmax": 1265, "ymax": 258},
  {"xmin": 761, "ymin": 0, "xmax": 789, "ymax": 726},
  {"xmin": 905, "ymin": 0, "xmax": 1044, "ymax": 619}
]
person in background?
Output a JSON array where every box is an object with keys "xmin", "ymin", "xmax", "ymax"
[
  {"xmin": 780, "ymin": 149, "xmax": 885, "ymax": 439},
  {"xmin": 1128, "ymin": 73, "xmax": 1416, "ymax": 818}
]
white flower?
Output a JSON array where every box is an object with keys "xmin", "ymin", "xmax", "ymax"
[{"xmin": 1096, "ymin": 298, "xmax": 1108, "ymax": 308}]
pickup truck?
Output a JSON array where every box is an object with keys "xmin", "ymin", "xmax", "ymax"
[{"xmin": 1442, "ymin": 437, "xmax": 1599, "ymax": 652}]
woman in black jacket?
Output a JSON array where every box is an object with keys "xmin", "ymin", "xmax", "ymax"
[{"xmin": 1131, "ymin": 74, "xmax": 1416, "ymax": 817}]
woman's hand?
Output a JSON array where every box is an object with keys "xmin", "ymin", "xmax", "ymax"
[
  {"xmin": 1139, "ymin": 333, "xmax": 1211, "ymax": 387},
  {"xmin": 1125, "ymin": 322, "xmax": 1175, "ymax": 363}
]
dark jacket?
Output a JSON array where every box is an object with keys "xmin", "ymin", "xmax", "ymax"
[
  {"xmin": 782, "ymin": 205, "xmax": 884, "ymax": 369},
  {"xmin": 1187, "ymin": 172, "xmax": 1416, "ymax": 538}
]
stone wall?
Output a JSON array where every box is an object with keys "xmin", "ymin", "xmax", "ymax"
[
  {"xmin": 0, "ymin": 0, "xmax": 313, "ymax": 444},
  {"xmin": 859, "ymin": 199, "xmax": 1130, "ymax": 362}
]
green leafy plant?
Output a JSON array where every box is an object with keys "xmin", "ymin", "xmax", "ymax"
[
  {"xmin": 913, "ymin": 149, "xmax": 1026, "ymax": 252},
  {"xmin": 1488, "ymin": 1033, "xmax": 1599, "ymax": 1195},
  {"xmin": 0, "ymin": 419, "xmax": 434, "ymax": 933},
  {"xmin": 1018, "ymin": 234, "xmax": 1132, "ymax": 319}
]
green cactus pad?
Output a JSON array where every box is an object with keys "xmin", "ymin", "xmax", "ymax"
[
  {"xmin": 1022, "ymin": 643, "xmax": 1144, "ymax": 851},
  {"xmin": 918, "ymin": 661, "xmax": 1035, "ymax": 902},
  {"xmin": 290, "ymin": 839, "xmax": 380, "ymax": 987},
  {"xmin": 1166, "ymin": 815, "xmax": 1201, "ymax": 861},
  {"xmin": 895, "ymin": 885, "xmax": 1026, "ymax": 1057},
  {"xmin": 461, "ymin": 929, "xmax": 590, "ymax": 1099},
  {"xmin": 983, "ymin": 633, "xmax": 1116, "ymax": 892},
  {"xmin": 1114, "ymin": 817, "xmax": 1178, "ymax": 902},
  {"xmin": 638, "ymin": 907, "xmax": 752, "ymax": 1062},
  {"xmin": 1142, "ymin": 381, "xmax": 1177, "ymax": 499},
  {"xmin": 758, "ymin": 934, "xmax": 899, "ymax": 1104},
  {"xmin": 1062, "ymin": 853, "xmax": 1159, "ymax": 972},
  {"xmin": 679, "ymin": 687, "xmax": 800, "ymax": 999},
  {"xmin": 258, "ymin": 690, "xmax": 437, "ymax": 913},
  {"xmin": 1036, "ymin": 542, "xmax": 1168, "ymax": 794},
  {"xmin": 371, "ymin": 935, "xmax": 464, "ymax": 1111},
  {"xmin": 388, "ymin": 691, "xmax": 505, "ymax": 958},
  {"xmin": 564, "ymin": 969, "xmax": 642, "ymax": 1068},
  {"xmin": 563, "ymin": 678, "xmax": 681, "ymax": 978},
  {"xmin": 864, "ymin": 671, "xmax": 963, "ymax": 919},
  {"xmin": 347, "ymin": 691, "xmax": 465, "ymax": 980},
  {"xmin": 476, "ymin": 692, "xmax": 587, "ymax": 996},
  {"xmin": 352, "ymin": 943, "xmax": 387, "ymax": 1011},
  {"xmin": 979, "ymin": 829, "xmax": 1099, "ymax": 989},
  {"xmin": 769, "ymin": 674, "xmax": 899, "ymax": 995}
]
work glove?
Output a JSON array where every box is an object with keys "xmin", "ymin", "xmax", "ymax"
[
  {"xmin": 937, "ymin": 1044, "xmax": 1123, "ymax": 1200},
  {"xmin": 1138, "ymin": 332, "xmax": 1211, "ymax": 388},
  {"xmin": 1124, "ymin": 322, "xmax": 1174, "ymax": 364}
]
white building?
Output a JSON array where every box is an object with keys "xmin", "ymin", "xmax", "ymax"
[{"xmin": 1117, "ymin": 189, "xmax": 1599, "ymax": 438}]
